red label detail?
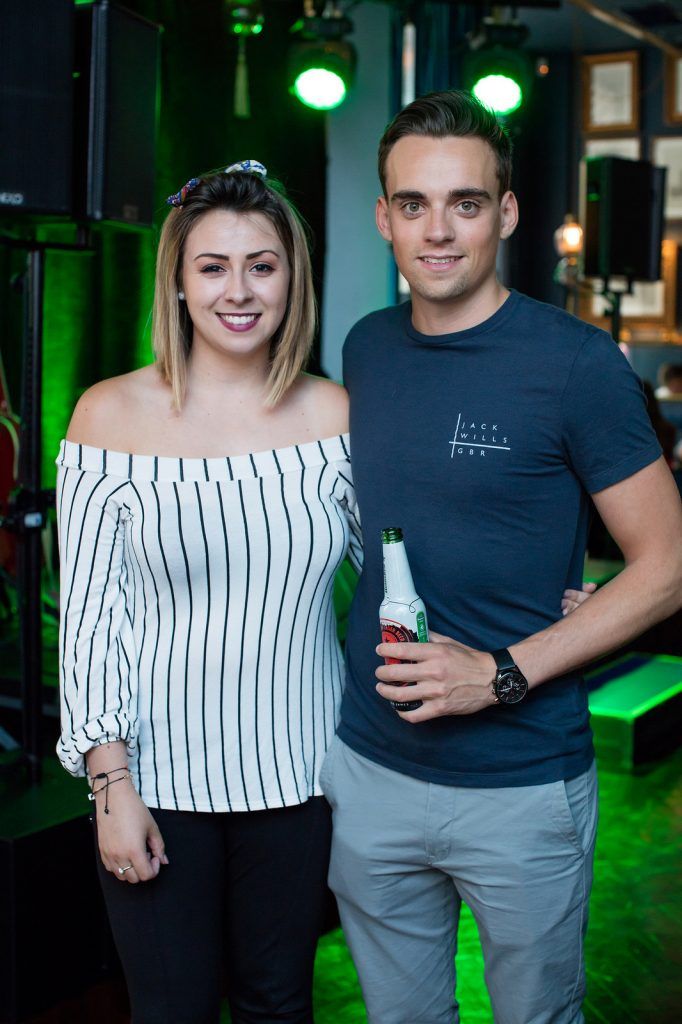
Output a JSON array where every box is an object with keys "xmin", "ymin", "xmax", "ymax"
[{"xmin": 381, "ymin": 621, "xmax": 417, "ymax": 666}]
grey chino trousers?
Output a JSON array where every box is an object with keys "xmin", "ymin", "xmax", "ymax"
[{"xmin": 320, "ymin": 737, "xmax": 598, "ymax": 1024}]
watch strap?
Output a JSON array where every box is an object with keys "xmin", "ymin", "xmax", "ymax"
[{"xmin": 491, "ymin": 648, "xmax": 517, "ymax": 674}]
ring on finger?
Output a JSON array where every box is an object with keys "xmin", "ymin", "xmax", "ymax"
[{"xmin": 117, "ymin": 863, "xmax": 134, "ymax": 876}]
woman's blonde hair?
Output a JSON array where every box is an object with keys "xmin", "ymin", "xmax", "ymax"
[{"xmin": 153, "ymin": 169, "xmax": 316, "ymax": 408}]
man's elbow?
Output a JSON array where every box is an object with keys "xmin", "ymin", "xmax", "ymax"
[
  {"xmin": 623, "ymin": 536, "xmax": 682, "ymax": 623},
  {"xmin": 660, "ymin": 548, "xmax": 682, "ymax": 617},
  {"xmin": 647, "ymin": 540, "xmax": 682, "ymax": 619}
]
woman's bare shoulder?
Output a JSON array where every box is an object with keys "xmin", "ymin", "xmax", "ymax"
[
  {"xmin": 295, "ymin": 374, "xmax": 349, "ymax": 437},
  {"xmin": 66, "ymin": 366, "xmax": 168, "ymax": 450}
]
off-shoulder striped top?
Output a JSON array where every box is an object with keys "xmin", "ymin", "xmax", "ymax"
[{"xmin": 56, "ymin": 433, "xmax": 362, "ymax": 813}]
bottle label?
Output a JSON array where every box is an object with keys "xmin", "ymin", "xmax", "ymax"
[
  {"xmin": 416, "ymin": 610, "xmax": 427, "ymax": 643},
  {"xmin": 381, "ymin": 618, "xmax": 417, "ymax": 665},
  {"xmin": 380, "ymin": 616, "xmax": 424, "ymax": 710}
]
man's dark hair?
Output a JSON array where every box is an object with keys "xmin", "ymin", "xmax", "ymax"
[
  {"xmin": 660, "ymin": 362, "xmax": 682, "ymax": 385},
  {"xmin": 378, "ymin": 90, "xmax": 513, "ymax": 199}
]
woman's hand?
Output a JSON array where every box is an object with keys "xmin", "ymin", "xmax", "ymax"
[
  {"xmin": 87, "ymin": 742, "xmax": 168, "ymax": 884},
  {"xmin": 561, "ymin": 581, "xmax": 598, "ymax": 616},
  {"xmin": 93, "ymin": 779, "xmax": 169, "ymax": 883}
]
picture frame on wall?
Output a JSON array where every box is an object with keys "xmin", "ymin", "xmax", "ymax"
[
  {"xmin": 581, "ymin": 51, "xmax": 639, "ymax": 133},
  {"xmin": 664, "ymin": 55, "xmax": 682, "ymax": 125},
  {"xmin": 584, "ymin": 137, "xmax": 641, "ymax": 160},
  {"xmin": 592, "ymin": 279, "xmax": 665, "ymax": 322},
  {"xmin": 652, "ymin": 136, "xmax": 682, "ymax": 220},
  {"xmin": 578, "ymin": 240, "xmax": 679, "ymax": 336}
]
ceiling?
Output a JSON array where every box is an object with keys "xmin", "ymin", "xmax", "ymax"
[{"xmin": 503, "ymin": 1, "xmax": 682, "ymax": 53}]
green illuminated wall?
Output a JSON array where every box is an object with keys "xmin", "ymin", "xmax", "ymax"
[{"xmin": 32, "ymin": 223, "xmax": 158, "ymax": 487}]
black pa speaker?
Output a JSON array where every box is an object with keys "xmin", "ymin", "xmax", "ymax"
[
  {"xmin": 581, "ymin": 156, "xmax": 666, "ymax": 282},
  {"xmin": 73, "ymin": 0, "xmax": 161, "ymax": 226},
  {"xmin": 0, "ymin": 0, "xmax": 74, "ymax": 216}
]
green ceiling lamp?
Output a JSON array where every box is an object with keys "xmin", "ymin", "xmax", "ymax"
[
  {"xmin": 464, "ymin": 13, "xmax": 532, "ymax": 117},
  {"xmin": 226, "ymin": 0, "xmax": 265, "ymax": 119},
  {"xmin": 289, "ymin": 1, "xmax": 356, "ymax": 111}
]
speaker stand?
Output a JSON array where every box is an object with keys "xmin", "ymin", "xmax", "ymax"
[
  {"xmin": 0, "ymin": 233, "xmax": 92, "ymax": 785},
  {"xmin": 596, "ymin": 277, "xmax": 634, "ymax": 344}
]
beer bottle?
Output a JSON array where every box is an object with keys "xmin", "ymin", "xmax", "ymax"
[{"xmin": 380, "ymin": 527, "xmax": 428, "ymax": 712}]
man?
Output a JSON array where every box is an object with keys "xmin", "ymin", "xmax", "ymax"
[
  {"xmin": 320, "ymin": 91, "xmax": 682, "ymax": 1024},
  {"xmin": 655, "ymin": 361, "xmax": 682, "ymax": 399}
]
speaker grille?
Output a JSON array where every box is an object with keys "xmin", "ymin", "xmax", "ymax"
[
  {"xmin": 0, "ymin": 0, "xmax": 73, "ymax": 215},
  {"xmin": 582, "ymin": 157, "xmax": 665, "ymax": 282},
  {"xmin": 79, "ymin": 3, "xmax": 160, "ymax": 226}
]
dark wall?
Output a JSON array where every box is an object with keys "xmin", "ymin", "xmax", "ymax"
[{"xmin": 508, "ymin": 53, "xmax": 574, "ymax": 308}]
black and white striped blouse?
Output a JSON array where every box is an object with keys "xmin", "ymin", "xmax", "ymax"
[{"xmin": 56, "ymin": 434, "xmax": 362, "ymax": 813}]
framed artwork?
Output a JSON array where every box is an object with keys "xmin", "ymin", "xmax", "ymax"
[
  {"xmin": 578, "ymin": 240, "xmax": 679, "ymax": 335},
  {"xmin": 664, "ymin": 56, "xmax": 682, "ymax": 125},
  {"xmin": 584, "ymin": 137, "xmax": 640, "ymax": 160},
  {"xmin": 652, "ymin": 136, "xmax": 682, "ymax": 220},
  {"xmin": 581, "ymin": 51, "xmax": 639, "ymax": 134}
]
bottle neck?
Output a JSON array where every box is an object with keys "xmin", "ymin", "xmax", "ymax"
[{"xmin": 382, "ymin": 540, "xmax": 418, "ymax": 603}]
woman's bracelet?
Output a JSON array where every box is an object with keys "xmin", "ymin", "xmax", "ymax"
[
  {"xmin": 87, "ymin": 765, "xmax": 128, "ymax": 786},
  {"xmin": 87, "ymin": 769, "xmax": 133, "ymax": 815}
]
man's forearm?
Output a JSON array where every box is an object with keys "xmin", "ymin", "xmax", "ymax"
[
  {"xmin": 376, "ymin": 460, "xmax": 682, "ymax": 720},
  {"xmin": 510, "ymin": 554, "xmax": 682, "ymax": 688}
]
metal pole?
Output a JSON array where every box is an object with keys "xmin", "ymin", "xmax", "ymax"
[
  {"xmin": 610, "ymin": 291, "xmax": 621, "ymax": 345},
  {"xmin": 397, "ymin": 18, "xmax": 417, "ymax": 301},
  {"xmin": 17, "ymin": 247, "xmax": 45, "ymax": 784}
]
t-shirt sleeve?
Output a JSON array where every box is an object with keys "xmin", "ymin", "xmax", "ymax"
[
  {"xmin": 561, "ymin": 329, "xmax": 662, "ymax": 494},
  {"xmin": 56, "ymin": 463, "xmax": 139, "ymax": 777}
]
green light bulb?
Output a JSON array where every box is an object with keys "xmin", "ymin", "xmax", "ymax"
[
  {"xmin": 293, "ymin": 68, "xmax": 347, "ymax": 110},
  {"xmin": 472, "ymin": 73, "xmax": 522, "ymax": 115}
]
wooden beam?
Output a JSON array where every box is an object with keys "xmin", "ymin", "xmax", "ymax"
[{"xmin": 568, "ymin": 0, "xmax": 682, "ymax": 57}]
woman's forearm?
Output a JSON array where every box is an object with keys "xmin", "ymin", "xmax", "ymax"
[{"xmin": 86, "ymin": 740, "xmax": 129, "ymax": 778}]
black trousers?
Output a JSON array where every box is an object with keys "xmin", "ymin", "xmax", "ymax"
[{"xmin": 94, "ymin": 798, "xmax": 332, "ymax": 1024}]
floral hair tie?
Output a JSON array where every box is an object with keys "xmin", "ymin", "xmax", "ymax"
[
  {"xmin": 165, "ymin": 160, "xmax": 267, "ymax": 208},
  {"xmin": 224, "ymin": 159, "xmax": 267, "ymax": 177},
  {"xmin": 166, "ymin": 177, "xmax": 201, "ymax": 207}
]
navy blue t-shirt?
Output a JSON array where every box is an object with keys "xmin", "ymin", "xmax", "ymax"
[{"xmin": 338, "ymin": 290, "xmax": 661, "ymax": 787}]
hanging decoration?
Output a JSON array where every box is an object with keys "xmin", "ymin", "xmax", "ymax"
[{"xmin": 226, "ymin": 1, "xmax": 265, "ymax": 119}]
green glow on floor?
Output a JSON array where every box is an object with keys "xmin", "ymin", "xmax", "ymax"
[
  {"xmin": 216, "ymin": 747, "xmax": 682, "ymax": 1023},
  {"xmin": 588, "ymin": 655, "xmax": 682, "ymax": 721},
  {"xmin": 312, "ymin": 904, "xmax": 492, "ymax": 1023},
  {"xmin": 213, "ymin": 645, "xmax": 682, "ymax": 1022}
]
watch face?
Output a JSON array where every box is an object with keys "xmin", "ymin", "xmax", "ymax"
[{"xmin": 495, "ymin": 670, "xmax": 528, "ymax": 704}]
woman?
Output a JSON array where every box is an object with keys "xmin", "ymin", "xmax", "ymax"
[{"xmin": 57, "ymin": 161, "xmax": 361, "ymax": 1024}]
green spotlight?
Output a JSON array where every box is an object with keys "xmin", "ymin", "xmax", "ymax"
[
  {"xmin": 226, "ymin": 0, "xmax": 264, "ymax": 37},
  {"xmin": 472, "ymin": 73, "xmax": 523, "ymax": 115},
  {"xmin": 293, "ymin": 67, "xmax": 347, "ymax": 110},
  {"xmin": 288, "ymin": 12, "xmax": 355, "ymax": 111},
  {"xmin": 464, "ymin": 16, "xmax": 531, "ymax": 117}
]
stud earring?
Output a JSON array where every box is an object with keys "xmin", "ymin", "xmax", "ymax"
[{"xmin": 178, "ymin": 291, "xmax": 185, "ymax": 300}]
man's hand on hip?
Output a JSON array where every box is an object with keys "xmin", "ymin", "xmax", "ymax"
[{"xmin": 375, "ymin": 631, "xmax": 498, "ymax": 721}]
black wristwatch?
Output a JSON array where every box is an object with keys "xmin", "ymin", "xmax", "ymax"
[{"xmin": 490, "ymin": 648, "xmax": 528, "ymax": 705}]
